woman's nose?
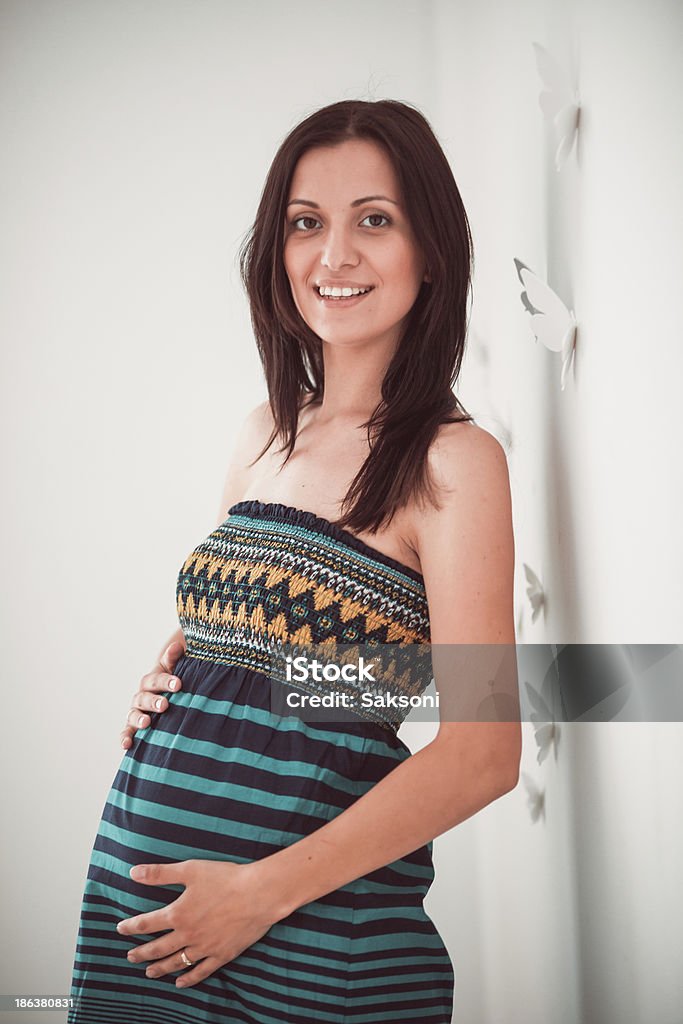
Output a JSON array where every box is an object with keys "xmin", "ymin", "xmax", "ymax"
[{"xmin": 320, "ymin": 226, "xmax": 359, "ymax": 270}]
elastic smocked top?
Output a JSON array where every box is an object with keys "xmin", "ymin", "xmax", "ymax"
[{"xmin": 227, "ymin": 499, "xmax": 426, "ymax": 586}]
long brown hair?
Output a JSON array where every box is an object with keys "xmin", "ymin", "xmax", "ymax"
[{"xmin": 237, "ymin": 98, "xmax": 474, "ymax": 535}]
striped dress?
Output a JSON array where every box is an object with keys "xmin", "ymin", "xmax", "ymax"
[{"xmin": 68, "ymin": 500, "xmax": 455, "ymax": 1023}]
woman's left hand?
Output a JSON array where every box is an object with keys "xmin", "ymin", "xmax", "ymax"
[{"xmin": 117, "ymin": 859, "xmax": 283, "ymax": 988}]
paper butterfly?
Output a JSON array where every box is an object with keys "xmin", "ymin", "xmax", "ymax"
[
  {"xmin": 524, "ymin": 680, "xmax": 561, "ymax": 765},
  {"xmin": 514, "ymin": 259, "xmax": 577, "ymax": 390},
  {"xmin": 523, "ymin": 562, "xmax": 546, "ymax": 623},
  {"xmin": 521, "ymin": 771, "xmax": 546, "ymax": 824},
  {"xmin": 533, "ymin": 41, "xmax": 580, "ymax": 171}
]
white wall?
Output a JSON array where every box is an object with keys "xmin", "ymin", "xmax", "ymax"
[
  {"xmin": 427, "ymin": 0, "xmax": 683, "ymax": 1022},
  {"xmin": 1, "ymin": 2, "xmax": 681, "ymax": 1023}
]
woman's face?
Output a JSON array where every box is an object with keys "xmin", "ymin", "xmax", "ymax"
[{"xmin": 283, "ymin": 138, "xmax": 428, "ymax": 351}]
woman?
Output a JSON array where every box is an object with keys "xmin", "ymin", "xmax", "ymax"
[{"xmin": 68, "ymin": 98, "xmax": 520, "ymax": 1023}]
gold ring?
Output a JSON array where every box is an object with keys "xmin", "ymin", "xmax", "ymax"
[{"xmin": 180, "ymin": 949, "xmax": 194, "ymax": 967}]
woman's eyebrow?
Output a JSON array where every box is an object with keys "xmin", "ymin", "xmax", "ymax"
[{"xmin": 287, "ymin": 195, "xmax": 400, "ymax": 208}]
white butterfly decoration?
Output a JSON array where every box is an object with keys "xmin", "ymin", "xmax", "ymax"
[
  {"xmin": 523, "ymin": 562, "xmax": 546, "ymax": 623},
  {"xmin": 521, "ymin": 771, "xmax": 546, "ymax": 824},
  {"xmin": 524, "ymin": 680, "xmax": 561, "ymax": 765},
  {"xmin": 514, "ymin": 258, "xmax": 578, "ymax": 390},
  {"xmin": 532, "ymin": 42, "xmax": 580, "ymax": 171}
]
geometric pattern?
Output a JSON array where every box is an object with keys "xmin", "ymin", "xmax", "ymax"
[{"xmin": 176, "ymin": 500, "xmax": 432, "ymax": 730}]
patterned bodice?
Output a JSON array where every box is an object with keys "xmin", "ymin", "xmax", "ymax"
[{"xmin": 175, "ymin": 500, "xmax": 432, "ymax": 731}]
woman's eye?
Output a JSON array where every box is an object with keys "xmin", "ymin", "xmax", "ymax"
[
  {"xmin": 291, "ymin": 216, "xmax": 320, "ymax": 231},
  {"xmin": 361, "ymin": 213, "xmax": 391, "ymax": 228}
]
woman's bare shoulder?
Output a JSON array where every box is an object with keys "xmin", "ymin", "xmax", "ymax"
[
  {"xmin": 214, "ymin": 400, "xmax": 275, "ymax": 524},
  {"xmin": 405, "ymin": 419, "xmax": 509, "ymax": 536},
  {"xmin": 242, "ymin": 398, "xmax": 276, "ymax": 446},
  {"xmin": 426, "ymin": 419, "xmax": 507, "ymax": 484}
]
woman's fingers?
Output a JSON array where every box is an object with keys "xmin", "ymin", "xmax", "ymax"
[
  {"xmin": 144, "ymin": 949, "xmax": 209, "ymax": 981},
  {"xmin": 125, "ymin": 703, "xmax": 155, "ymax": 730},
  {"xmin": 120, "ymin": 725, "xmax": 135, "ymax": 750},
  {"xmin": 140, "ymin": 669, "xmax": 182, "ymax": 696},
  {"xmin": 120, "ymin": 695, "xmax": 168, "ymax": 748},
  {"xmin": 120, "ymin": 644, "xmax": 185, "ymax": 749},
  {"xmin": 124, "ymin": 683, "xmax": 177, "ymax": 731},
  {"xmin": 126, "ymin": 935, "xmax": 191, "ymax": 966}
]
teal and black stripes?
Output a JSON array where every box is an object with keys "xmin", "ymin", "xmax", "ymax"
[{"xmin": 68, "ymin": 502, "xmax": 454, "ymax": 1023}]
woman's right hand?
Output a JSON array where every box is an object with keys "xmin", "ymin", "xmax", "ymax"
[{"xmin": 120, "ymin": 640, "xmax": 185, "ymax": 750}]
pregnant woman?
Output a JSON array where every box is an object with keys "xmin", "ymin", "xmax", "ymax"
[{"xmin": 68, "ymin": 98, "xmax": 520, "ymax": 1023}]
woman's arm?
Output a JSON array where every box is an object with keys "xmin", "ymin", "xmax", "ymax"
[{"xmin": 262, "ymin": 721, "xmax": 519, "ymax": 921}]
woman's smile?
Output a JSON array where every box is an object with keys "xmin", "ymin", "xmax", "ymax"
[{"xmin": 314, "ymin": 282, "xmax": 375, "ymax": 309}]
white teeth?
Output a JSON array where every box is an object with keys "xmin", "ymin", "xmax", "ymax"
[{"xmin": 317, "ymin": 285, "xmax": 372, "ymax": 298}]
